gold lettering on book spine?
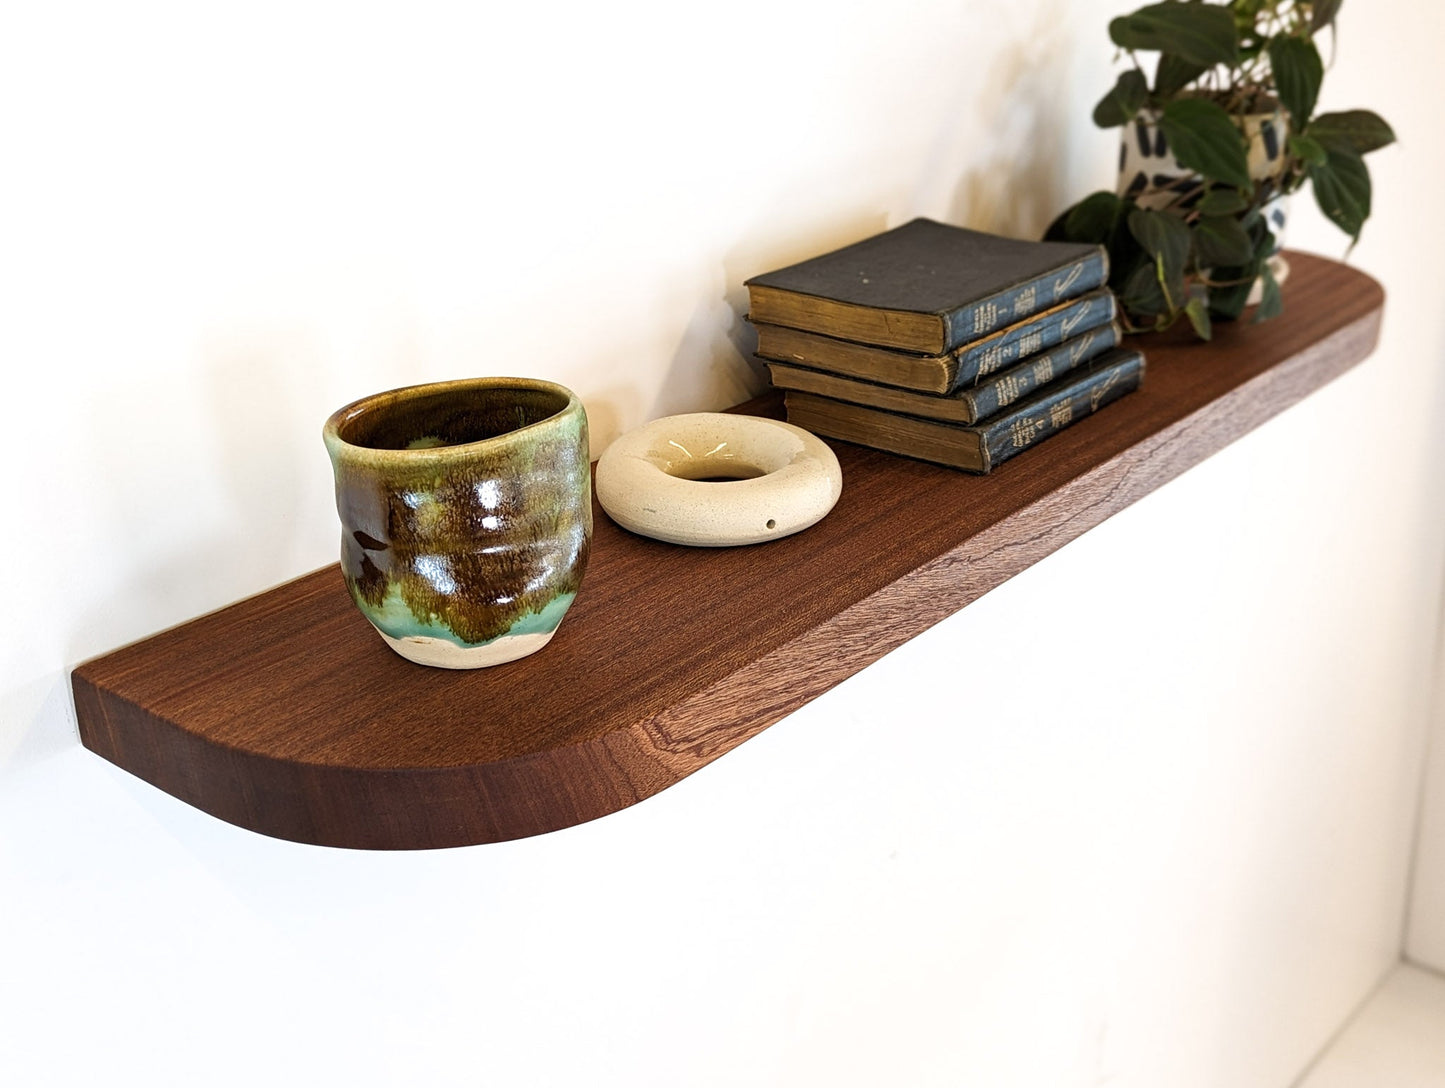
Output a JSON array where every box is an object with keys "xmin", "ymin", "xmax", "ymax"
[
  {"xmin": 978, "ymin": 343, "xmax": 1008, "ymax": 376},
  {"xmin": 1090, "ymin": 367, "xmax": 1123, "ymax": 411},
  {"xmin": 1012, "ymin": 284, "xmax": 1037, "ymax": 316},
  {"xmin": 1060, "ymin": 299, "xmax": 1092, "ymax": 337},
  {"xmin": 1017, "ymin": 329, "xmax": 1043, "ymax": 357},
  {"xmin": 1052, "ymin": 262, "xmax": 1085, "ymax": 300},
  {"xmin": 996, "ymin": 374, "xmax": 1024, "ymax": 407},
  {"xmin": 972, "ymin": 301, "xmax": 1001, "ymax": 335},
  {"xmin": 1032, "ymin": 356, "xmax": 1054, "ymax": 384},
  {"xmin": 1050, "ymin": 400, "xmax": 1073, "ymax": 428},
  {"xmin": 1010, "ymin": 416, "xmax": 1043, "ymax": 448},
  {"xmin": 1070, "ymin": 330, "xmax": 1097, "ymax": 363}
]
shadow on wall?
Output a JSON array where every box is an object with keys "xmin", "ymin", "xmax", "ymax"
[
  {"xmin": 947, "ymin": 4, "xmax": 1075, "ymax": 238},
  {"xmin": 1, "ymin": 675, "xmax": 78, "ymax": 777},
  {"xmin": 718, "ymin": 210, "xmax": 892, "ymax": 398},
  {"xmin": 710, "ymin": 1, "xmax": 1075, "ymax": 405},
  {"xmin": 581, "ymin": 384, "xmax": 645, "ymax": 461},
  {"xmin": 587, "ymin": 232, "xmax": 865, "ymax": 448},
  {"xmin": 647, "ymin": 269, "xmax": 767, "ymax": 424}
]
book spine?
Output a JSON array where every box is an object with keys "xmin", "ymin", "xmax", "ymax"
[
  {"xmin": 952, "ymin": 289, "xmax": 1117, "ymax": 389},
  {"xmin": 978, "ymin": 349, "xmax": 1145, "ymax": 472},
  {"xmin": 942, "ymin": 248, "xmax": 1110, "ymax": 354},
  {"xmin": 961, "ymin": 322, "xmax": 1121, "ymax": 423}
]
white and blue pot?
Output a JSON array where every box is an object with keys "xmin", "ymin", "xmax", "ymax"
[{"xmin": 1118, "ymin": 108, "xmax": 1290, "ymax": 301}]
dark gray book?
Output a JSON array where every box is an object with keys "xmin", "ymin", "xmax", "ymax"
[
  {"xmin": 754, "ymin": 289, "xmax": 1117, "ymax": 395},
  {"xmin": 745, "ymin": 219, "xmax": 1108, "ymax": 355},
  {"xmin": 765, "ymin": 322, "xmax": 1122, "ymax": 425},
  {"xmin": 784, "ymin": 348, "xmax": 1145, "ymax": 473}
]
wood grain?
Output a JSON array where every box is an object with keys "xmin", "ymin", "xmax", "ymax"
[{"xmin": 72, "ymin": 252, "xmax": 1384, "ymax": 849}]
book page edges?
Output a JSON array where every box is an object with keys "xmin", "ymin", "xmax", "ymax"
[
  {"xmin": 746, "ymin": 286, "xmax": 947, "ymax": 353},
  {"xmin": 752, "ymin": 323, "xmax": 958, "ymax": 393}
]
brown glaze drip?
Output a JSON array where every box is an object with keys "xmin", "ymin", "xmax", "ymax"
[
  {"xmin": 332, "ymin": 398, "xmax": 591, "ymax": 645},
  {"xmin": 355, "ymin": 554, "xmax": 388, "ymax": 607}
]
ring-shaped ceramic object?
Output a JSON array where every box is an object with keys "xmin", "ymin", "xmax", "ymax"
[{"xmin": 595, "ymin": 412, "xmax": 842, "ymax": 546}]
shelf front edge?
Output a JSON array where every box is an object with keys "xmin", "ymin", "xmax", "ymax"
[
  {"xmin": 72, "ymin": 255, "xmax": 1384, "ymax": 848},
  {"xmin": 637, "ymin": 294, "xmax": 1384, "ymax": 773}
]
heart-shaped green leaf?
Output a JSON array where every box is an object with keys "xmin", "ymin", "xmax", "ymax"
[
  {"xmin": 1288, "ymin": 133, "xmax": 1328, "ymax": 166},
  {"xmin": 1158, "ymin": 98, "xmax": 1252, "ymax": 189},
  {"xmin": 1251, "ymin": 224, "xmax": 1279, "ymax": 261},
  {"xmin": 1311, "ymin": 0, "xmax": 1344, "ymax": 33},
  {"xmin": 1154, "ymin": 53, "xmax": 1207, "ymax": 96},
  {"xmin": 1268, "ymin": 36, "xmax": 1323, "ymax": 129},
  {"xmin": 1208, "ymin": 273, "xmax": 1255, "ymax": 321},
  {"xmin": 1121, "ymin": 260, "xmax": 1169, "ymax": 319},
  {"xmin": 1193, "ymin": 215, "xmax": 1255, "ymax": 267},
  {"xmin": 1253, "ymin": 262, "xmax": 1284, "ymax": 323},
  {"xmin": 1197, "ymin": 187, "xmax": 1249, "ymax": 216},
  {"xmin": 1128, "ymin": 206, "xmax": 1190, "ymax": 307},
  {"xmin": 1093, "ymin": 69, "xmax": 1150, "ymax": 128},
  {"xmin": 1309, "ymin": 110, "xmax": 1397, "ymax": 155},
  {"xmin": 1109, "ymin": 3, "xmax": 1239, "ymax": 67},
  {"xmin": 1184, "ymin": 294, "xmax": 1213, "ymax": 340},
  {"xmin": 1065, "ymin": 191, "xmax": 1126, "ymax": 243},
  {"xmin": 1309, "ymin": 145, "xmax": 1371, "ymax": 241}
]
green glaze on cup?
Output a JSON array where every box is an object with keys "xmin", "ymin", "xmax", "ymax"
[{"xmin": 323, "ymin": 377, "xmax": 590, "ymax": 668}]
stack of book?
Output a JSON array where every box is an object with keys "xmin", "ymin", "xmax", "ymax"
[{"xmin": 745, "ymin": 218, "xmax": 1146, "ymax": 473}]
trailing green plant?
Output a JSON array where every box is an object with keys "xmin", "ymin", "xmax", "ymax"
[{"xmin": 1044, "ymin": 0, "xmax": 1394, "ymax": 339}]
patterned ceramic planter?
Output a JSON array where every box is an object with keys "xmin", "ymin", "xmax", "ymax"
[
  {"xmin": 323, "ymin": 377, "xmax": 591, "ymax": 668},
  {"xmin": 1118, "ymin": 108, "xmax": 1290, "ymax": 298}
]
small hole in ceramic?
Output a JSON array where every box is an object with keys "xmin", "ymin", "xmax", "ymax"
[{"xmin": 766, "ymin": 519, "xmax": 777, "ymax": 529}]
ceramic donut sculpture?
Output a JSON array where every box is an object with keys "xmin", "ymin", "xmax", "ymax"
[{"xmin": 595, "ymin": 413, "xmax": 843, "ymax": 547}]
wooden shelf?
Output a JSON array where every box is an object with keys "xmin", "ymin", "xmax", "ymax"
[{"xmin": 72, "ymin": 252, "xmax": 1384, "ymax": 850}]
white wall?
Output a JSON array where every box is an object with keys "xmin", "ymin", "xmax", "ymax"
[
  {"xmin": 1409, "ymin": 617, "xmax": 1445, "ymax": 968},
  {"xmin": 3, "ymin": 2, "xmax": 1444, "ymax": 1085}
]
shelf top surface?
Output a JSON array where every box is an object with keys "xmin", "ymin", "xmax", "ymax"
[{"xmin": 76, "ymin": 252, "xmax": 1384, "ymax": 775}]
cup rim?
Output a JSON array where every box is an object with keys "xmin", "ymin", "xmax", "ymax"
[{"xmin": 323, "ymin": 376, "xmax": 582, "ymax": 463}]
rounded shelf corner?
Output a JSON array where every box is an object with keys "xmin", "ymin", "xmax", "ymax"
[{"xmin": 72, "ymin": 253, "xmax": 1385, "ymax": 849}]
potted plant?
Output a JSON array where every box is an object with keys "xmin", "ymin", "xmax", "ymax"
[{"xmin": 1045, "ymin": 0, "xmax": 1394, "ymax": 339}]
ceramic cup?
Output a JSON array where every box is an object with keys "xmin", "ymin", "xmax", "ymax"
[{"xmin": 323, "ymin": 377, "xmax": 591, "ymax": 669}]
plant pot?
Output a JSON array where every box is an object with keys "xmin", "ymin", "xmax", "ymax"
[
  {"xmin": 323, "ymin": 377, "xmax": 591, "ymax": 669},
  {"xmin": 1117, "ymin": 107, "xmax": 1290, "ymax": 301}
]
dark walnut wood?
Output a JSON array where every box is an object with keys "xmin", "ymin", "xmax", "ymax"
[{"xmin": 72, "ymin": 253, "xmax": 1384, "ymax": 849}]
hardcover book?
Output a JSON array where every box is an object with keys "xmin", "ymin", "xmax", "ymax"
[
  {"xmin": 784, "ymin": 348, "xmax": 1145, "ymax": 474},
  {"xmin": 754, "ymin": 289, "xmax": 1117, "ymax": 395},
  {"xmin": 765, "ymin": 322, "xmax": 1122, "ymax": 426},
  {"xmin": 744, "ymin": 218, "xmax": 1108, "ymax": 355}
]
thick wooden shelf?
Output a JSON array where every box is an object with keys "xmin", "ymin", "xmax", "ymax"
[{"xmin": 73, "ymin": 252, "xmax": 1384, "ymax": 849}]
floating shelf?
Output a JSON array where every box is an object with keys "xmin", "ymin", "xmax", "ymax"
[{"xmin": 72, "ymin": 252, "xmax": 1384, "ymax": 849}]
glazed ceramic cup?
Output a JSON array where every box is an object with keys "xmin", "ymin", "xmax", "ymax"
[{"xmin": 323, "ymin": 377, "xmax": 591, "ymax": 668}]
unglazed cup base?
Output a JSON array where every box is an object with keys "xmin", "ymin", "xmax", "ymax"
[{"xmin": 376, "ymin": 627, "xmax": 558, "ymax": 669}]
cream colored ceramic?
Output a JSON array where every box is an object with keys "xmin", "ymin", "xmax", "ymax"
[
  {"xmin": 376, "ymin": 628, "xmax": 557, "ymax": 669},
  {"xmin": 595, "ymin": 413, "xmax": 842, "ymax": 547}
]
